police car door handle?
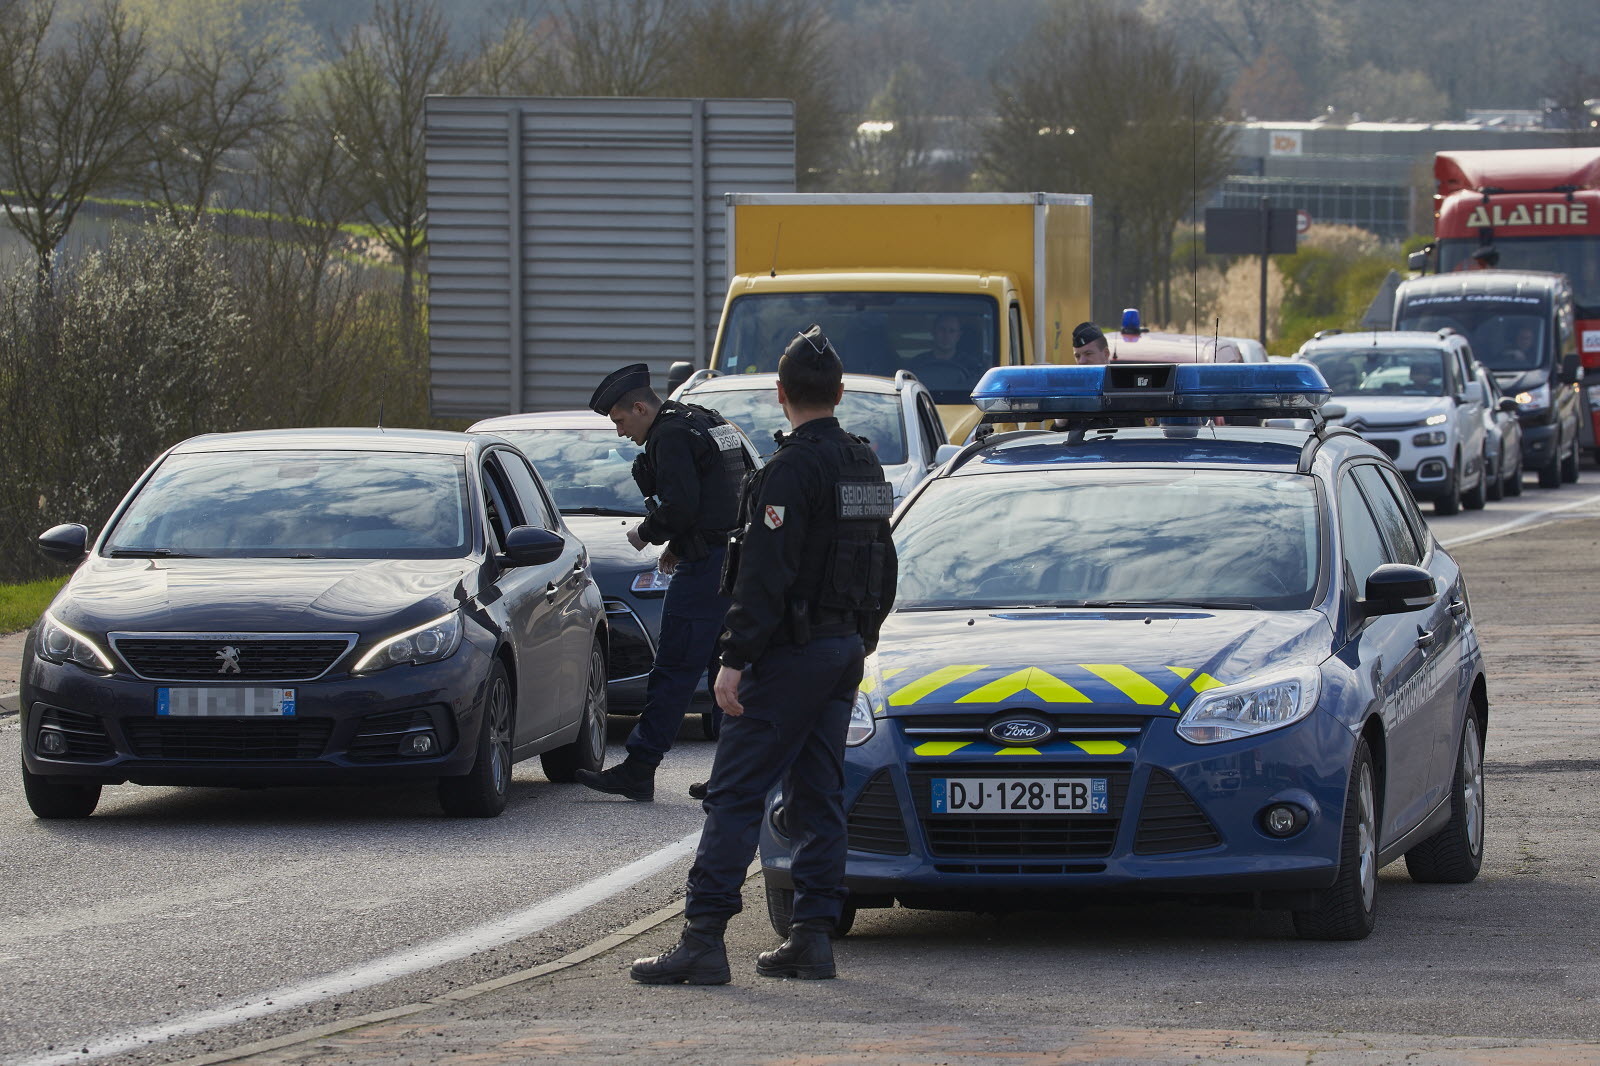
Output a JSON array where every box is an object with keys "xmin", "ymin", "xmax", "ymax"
[
  {"xmin": 545, "ymin": 582, "xmax": 559, "ymax": 603},
  {"xmin": 1449, "ymin": 598, "xmax": 1467, "ymax": 617},
  {"xmin": 1415, "ymin": 627, "xmax": 1436, "ymax": 649}
]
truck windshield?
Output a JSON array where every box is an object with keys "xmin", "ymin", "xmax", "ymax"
[
  {"xmin": 1395, "ymin": 296, "xmax": 1549, "ymax": 373},
  {"xmin": 1437, "ymin": 236, "xmax": 1600, "ymax": 315},
  {"xmin": 717, "ymin": 292, "xmax": 1000, "ymax": 405}
]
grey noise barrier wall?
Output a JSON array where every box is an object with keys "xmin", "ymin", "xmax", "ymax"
[{"xmin": 425, "ymin": 96, "xmax": 796, "ymax": 418}]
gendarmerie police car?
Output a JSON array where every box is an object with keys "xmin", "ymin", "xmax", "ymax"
[{"xmin": 759, "ymin": 363, "xmax": 1487, "ymax": 941}]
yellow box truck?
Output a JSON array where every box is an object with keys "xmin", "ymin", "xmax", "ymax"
[{"xmin": 698, "ymin": 192, "xmax": 1092, "ymax": 440}]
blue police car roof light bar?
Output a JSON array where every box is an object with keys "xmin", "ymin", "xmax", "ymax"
[{"xmin": 971, "ymin": 362, "xmax": 1332, "ymax": 421}]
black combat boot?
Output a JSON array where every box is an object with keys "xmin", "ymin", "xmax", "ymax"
[
  {"xmin": 755, "ymin": 917, "xmax": 836, "ymax": 980},
  {"xmin": 629, "ymin": 916, "xmax": 730, "ymax": 985},
  {"xmin": 574, "ymin": 756, "xmax": 655, "ymax": 801}
]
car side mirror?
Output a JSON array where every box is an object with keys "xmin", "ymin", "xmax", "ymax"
[
  {"xmin": 499, "ymin": 525, "xmax": 565, "ymax": 567},
  {"xmin": 1406, "ymin": 245, "xmax": 1433, "ymax": 273},
  {"xmin": 37, "ymin": 523, "xmax": 89, "ymax": 565},
  {"xmin": 1498, "ymin": 396, "xmax": 1520, "ymax": 413},
  {"xmin": 666, "ymin": 361, "xmax": 694, "ymax": 395},
  {"xmin": 1361, "ymin": 563, "xmax": 1437, "ymax": 618},
  {"xmin": 1560, "ymin": 353, "xmax": 1580, "ymax": 385},
  {"xmin": 1321, "ymin": 402, "xmax": 1347, "ymax": 421},
  {"xmin": 934, "ymin": 443, "xmax": 962, "ymax": 466}
]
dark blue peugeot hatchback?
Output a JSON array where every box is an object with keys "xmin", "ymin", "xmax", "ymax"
[
  {"xmin": 760, "ymin": 363, "xmax": 1488, "ymax": 940},
  {"xmin": 19, "ymin": 429, "xmax": 609, "ymax": 819}
]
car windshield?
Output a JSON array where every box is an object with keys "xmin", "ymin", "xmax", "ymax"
[
  {"xmin": 717, "ymin": 292, "xmax": 1000, "ymax": 405},
  {"xmin": 104, "ymin": 450, "xmax": 470, "ymax": 558},
  {"xmin": 1395, "ymin": 298, "xmax": 1550, "ymax": 373},
  {"xmin": 688, "ymin": 387, "xmax": 908, "ymax": 464},
  {"xmin": 491, "ymin": 429, "xmax": 645, "ymax": 516},
  {"xmin": 893, "ymin": 470, "xmax": 1322, "ymax": 611},
  {"xmin": 1302, "ymin": 347, "xmax": 1449, "ymax": 396}
]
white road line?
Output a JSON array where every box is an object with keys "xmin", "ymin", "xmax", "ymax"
[
  {"xmin": 13, "ymin": 829, "xmax": 702, "ymax": 1066},
  {"xmin": 1438, "ymin": 493, "xmax": 1600, "ymax": 549}
]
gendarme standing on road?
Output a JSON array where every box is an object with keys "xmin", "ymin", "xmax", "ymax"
[
  {"xmin": 577, "ymin": 363, "xmax": 753, "ymax": 802},
  {"xmin": 630, "ymin": 325, "xmax": 898, "ymax": 985}
]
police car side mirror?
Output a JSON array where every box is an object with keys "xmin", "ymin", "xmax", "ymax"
[
  {"xmin": 1321, "ymin": 403, "xmax": 1347, "ymax": 421},
  {"xmin": 1360, "ymin": 563, "xmax": 1437, "ymax": 618},
  {"xmin": 666, "ymin": 361, "xmax": 694, "ymax": 395},
  {"xmin": 934, "ymin": 443, "xmax": 962, "ymax": 466},
  {"xmin": 499, "ymin": 525, "xmax": 565, "ymax": 568},
  {"xmin": 37, "ymin": 522, "xmax": 89, "ymax": 565}
]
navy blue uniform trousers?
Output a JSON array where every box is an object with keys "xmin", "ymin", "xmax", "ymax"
[
  {"xmin": 684, "ymin": 634, "xmax": 864, "ymax": 926},
  {"xmin": 624, "ymin": 546, "xmax": 727, "ymax": 768}
]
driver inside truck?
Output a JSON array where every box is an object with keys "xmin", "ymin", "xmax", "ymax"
[{"xmin": 906, "ymin": 312, "xmax": 983, "ymax": 389}]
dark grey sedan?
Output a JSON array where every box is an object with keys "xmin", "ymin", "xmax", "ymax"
[{"xmin": 20, "ymin": 429, "xmax": 608, "ymax": 819}]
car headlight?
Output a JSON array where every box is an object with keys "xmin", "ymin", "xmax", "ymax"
[
  {"xmin": 1424, "ymin": 413, "xmax": 1448, "ymax": 426},
  {"xmin": 630, "ymin": 568, "xmax": 672, "ymax": 594},
  {"xmin": 1515, "ymin": 384, "xmax": 1550, "ymax": 413},
  {"xmin": 1412, "ymin": 430, "xmax": 1447, "ymax": 446},
  {"xmin": 353, "ymin": 611, "xmax": 463, "ymax": 673},
  {"xmin": 1175, "ymin": 668, "xmax": 1320, "ymax": 744},
  {"xmin": 847, "ymin": 690, "xmax": 878, "ymax": 746},
  {"xmin": 36, "ymin": 611, "xmax": 115, "ymax": 672}
]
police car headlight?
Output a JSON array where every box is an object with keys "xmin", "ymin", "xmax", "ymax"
[
  {"xmin": 353, "ymin": 611, "xmax": 463, "ymax": 674},
  {"xmin": 1175, "ymin": 668, "xmax": 1320, "ymax": 745},
  {"xmin": 36, "ymin": 611, "xmax": 115, "ymax": 672},
  {"xmin": 846, "ymin": 691, "xmax": 877, "ymax": 746}
]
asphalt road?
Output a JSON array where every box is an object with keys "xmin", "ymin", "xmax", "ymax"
[{"xmin": 3, "ymin": 477, "xmax": 1600, "ymax": 1065}]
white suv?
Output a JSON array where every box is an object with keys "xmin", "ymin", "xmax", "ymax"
[
  {"xmin": 673, "ymin": 370, "xmax": 949, "ymax": 507},
  {"xmin": 1296, "ymin": 330, "xmax": 1489, "ymax": 514}
]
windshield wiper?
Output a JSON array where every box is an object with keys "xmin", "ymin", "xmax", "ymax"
[
  {"xmin": 107, "ymin": 548, "xmax": 199, "ymax": 558},
  {"xmin": 897, "ymin": 602, "xmax": 1019, "ymax": 612},
  {"xmin": 1080, "ymin": 599, "xmax": 1260, "ymax": 611},
  {"xmin": 561, "ymin": 506, "xmax": 644, "ymax": 517}
]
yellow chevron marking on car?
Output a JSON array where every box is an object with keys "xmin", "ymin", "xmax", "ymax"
[
  {"xmin": 1080, "ymin": 664, "xmax": 1169, "ymax": 705},
  {"xmin": 888, "ymin": 665, "xmax": 987, "ymax": 706},
  {"xmin": 992, "ymin": 746, "xmax": 1041, "ymax": 755},
  {"xmin": 1190, "ymin": 672, "xmax": 1226, "ymax": 692},
  {"xmin": 859, "ymin": 666, "xmax": 907, "ymax": 695},
  {"xmin": 954, "ymin": 667, "xmax": 1091, "ymax": 705},
  {"xmin": 1169, "ymin": 702, "xmax": 1181, "ymax": 714},
  {"xmin": 1167, "ymin": 666, "xmax": 1194, "ymax": 680},
  {"xmin": 1072, "ymin": 739, "xmax": 1128, "ymax": 755},
  {"xmin": 913, "ymin": 740, "xmax": 972, "ymax": 756}
]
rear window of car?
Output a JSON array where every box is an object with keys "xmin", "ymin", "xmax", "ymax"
[
  {"xmin": 104, "ymin": 450, "xmax": 469, "ymax": 559},
  {"xmin": 688, "ymin": 386, "xmax": 909, "ymax": 465},
  {"xmin": 893, "ymin": 469, "xmax": 1322, "ymax": 611}
]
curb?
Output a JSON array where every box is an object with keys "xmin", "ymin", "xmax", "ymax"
[{"xmin": 0, "ymin": 689, "xmax": 18, "ymax": 718}]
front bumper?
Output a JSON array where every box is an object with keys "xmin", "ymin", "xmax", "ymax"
[
  {"xmin": 19, "ymin": 641, "xmax": 495, "ymax": 787},
  {"xmin": 761, "ymin": 709, "xmax": 1355, "ymax": 904}
]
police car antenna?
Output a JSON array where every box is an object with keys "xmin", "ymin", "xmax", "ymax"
[
  {"xmin": 769, "ymin": 223, "xmax": 783, "ymax": 278},
  {"xmin": 377, "ymin": 402, "xmax": 384, "ymax": 431}
]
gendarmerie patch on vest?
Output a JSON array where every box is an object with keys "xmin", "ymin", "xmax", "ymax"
[
  {"xmin": 709, "ymin": 424, "xmax": 744, "ymax": 451},
  {"xmin": 836, "ymin": 481, "xmax": 894, "ymax": 519}
]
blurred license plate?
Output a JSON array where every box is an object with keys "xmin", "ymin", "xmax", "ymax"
[
  {"xmin": 931, "ymin": 777, "xmax": 1107, "ymax": 815},
  {"xmin": 157, "ymin": 688, "xmax": 297, "ymax": 717}
]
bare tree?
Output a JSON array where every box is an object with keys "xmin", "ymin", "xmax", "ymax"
[
  {"xmin": 453, "ymin": 11, "xmax": 562, "ymax": 96},
  {"xmin": 0, "ymin": 0, "xmax": 174, "ymax": 278},
  {"xmin": 326, "ymin": 0, "xmax": 456, "ymax": 355},
  {"xmin": 553, "ymin": 0, "xmax": 684, "ymax": 96},
  {"xmin": 983, "ymin": 2, "xmax": 1233, "ymax": 323},
  {"xmin": 140, "ymin": 31, "xmax": 286, "ymax": 223}
]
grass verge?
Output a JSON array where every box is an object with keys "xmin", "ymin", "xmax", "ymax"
[{"xmin": 0, "ymin": 575, "xmax": 66, "ymax": 635}]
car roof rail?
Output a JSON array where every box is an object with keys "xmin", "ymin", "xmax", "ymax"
[
  {"xmin": 1436, "ymin": 326, "xmax": 1457, "ymax": 339},
  {"xmin": 1296, "ymin": 419, "xmax": 1364, "ymax": 474},
  {"xmin": 894, "ymin": 369, "xmax": 917, "ymax": 391},
  {"xmin": 1312, "ymin": 329, "xmax": 1344, "ymax": 341},
  {"xmin": 675, "ymin": 368, "xmax": 722, "ymax": 396},
  {"xmin": 944, "ymin": 427, "xmax": 1055, "ymax": 472}
]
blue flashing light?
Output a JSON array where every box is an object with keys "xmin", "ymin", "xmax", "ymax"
[
  {"xmin": 1121, "ymin": 307, "xmax": 1142, "ymax": 334},
  {"xmin": 970, "ymin": 363, "xmax": 1331, "ymax": 419},
  {"xmin": 1170, "ymin": 363, "xmax": 1331, "ymax": 411},
  {"xmin": 971, "ymin": 365, "xmax": 1107, "ymax": 414}
]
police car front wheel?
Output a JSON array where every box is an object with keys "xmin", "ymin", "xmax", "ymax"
[
  {"xmin": 764, "ymin": 875, "xmax": 856, "ymax": 939},
  {"xmin": 1292, "ymin": 738, "xmax": 1379, "ymax": 941}
]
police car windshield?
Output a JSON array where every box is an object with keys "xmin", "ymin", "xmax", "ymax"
[
  {"xmin": 1301, "ymin": 348, "xmax": 1449, "ymax": 397},
  {"xmin": 688, "ymin": 387, "xmax": 909, "ymax": 465},
  {"xmin": 491, "ymin": 430, "xmax": 645, "ymax": 517},
  {"xmin": 893, "ymin": 469, "xmax": 1321, "ymax": 611}
]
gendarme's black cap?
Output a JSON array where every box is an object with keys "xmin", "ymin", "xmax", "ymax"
[
  {"xmin": 1471, "ymin": 244, "xmax": 1499, "ymax": 266},
  {"xmin": 1072, "ymin": 321, "xmax": 1105, "ymax": 348},
  {"xmin": 588, "ymin": 363, "xmax": 651, "ymax": 415},
  {"xmin": 783, "ymin": 324, "xmax": 839, "ymax": 365}
]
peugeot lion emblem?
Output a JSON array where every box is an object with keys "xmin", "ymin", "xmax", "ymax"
[
  {"xmin": 215, "ymin": 645, "xmax": 243, "ymax": 675},
  {"xmin": 987, "ymin": 715, "xmax": 1052, "ymax": 746}
]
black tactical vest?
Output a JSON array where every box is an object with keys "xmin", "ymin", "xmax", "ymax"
[
  {"xmin": 786, "ymin": 425, "xmax": 895, "ymax": 616},
  {"xmin": 634, "ymin": 400, "xmax": 750, "ymax": 533}
]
